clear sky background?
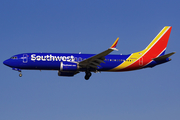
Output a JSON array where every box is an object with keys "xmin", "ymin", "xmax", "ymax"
[{"xmin": 0, "ymin": 0, "xmax": 179, "ymax": 120}]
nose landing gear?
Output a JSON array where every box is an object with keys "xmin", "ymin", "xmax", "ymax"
[
  {"xmin": 19, "ymin": 72, "xmax": 22, "ymax": 77},
  {"xmin": 12, "ymin": 68, "xmax": 22, "ymax": 77}
]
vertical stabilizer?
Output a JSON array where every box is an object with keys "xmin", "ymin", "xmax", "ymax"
[{"xmin": 143, "ymin": 26, "xmax": 172, "ymax": 55}]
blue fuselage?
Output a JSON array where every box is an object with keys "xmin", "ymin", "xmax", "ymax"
[{"xmin": 3, "ymin": 53, "xmax": 131, "ymax": 72}]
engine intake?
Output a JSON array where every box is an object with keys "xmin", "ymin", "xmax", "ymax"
[{"xmin": 60, "ymin": 62, "xmax": 79, "ymax": 71}]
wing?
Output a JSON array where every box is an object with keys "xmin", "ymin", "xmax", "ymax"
[{"xmin": 79, "ymin": 37, "xmax": 119, "ymax": 69}]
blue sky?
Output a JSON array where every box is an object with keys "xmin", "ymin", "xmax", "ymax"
[{"xmin": 0, "ymin": 0, "xmax": 179, "ymax": 120}]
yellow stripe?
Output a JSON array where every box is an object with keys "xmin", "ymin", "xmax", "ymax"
[
  {"xmin": 144, "ymin": 26, "xmax": 170, "ymax": 51},
  {"xmin": 109, "ymin": 50, "xmax": 145, "ymax": 71}
]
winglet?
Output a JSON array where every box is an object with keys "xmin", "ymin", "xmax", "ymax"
[{"xmin": 110, "ymin": 37, "xmax": 119, "ymax": 49}]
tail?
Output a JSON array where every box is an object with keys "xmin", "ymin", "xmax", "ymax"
[
  {"xmin": 112, "ymin": 26, "xmax": 174, "ymax": 71},
  {"xmin": 129, "ymin": 26, "xmax": 173, "ymax": 69},
  {"xmin": 143, "ymin": 26, "xmax": 172, "ymax": 56}
]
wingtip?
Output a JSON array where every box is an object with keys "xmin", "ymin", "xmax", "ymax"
[{"xmin": 110, "ymin": 37, "xmax": 119, "ymax": 48}]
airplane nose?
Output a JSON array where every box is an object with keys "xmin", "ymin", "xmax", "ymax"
[
  {"xmin": 3, "ymin": 60, "xmax": 8, "ymax": 66},
  {"xmin": 3, "ymin": 59, "xmax": 11, "ymax": 67}
]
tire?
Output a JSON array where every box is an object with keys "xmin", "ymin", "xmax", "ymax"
[{"xmin": 19, "ymin": 73, "xmax": 22, "ymax": 77}]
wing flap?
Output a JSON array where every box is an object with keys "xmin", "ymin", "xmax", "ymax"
[{"xmin": 91, "ymin": 61, "xmax": 101, "ymax": 67}]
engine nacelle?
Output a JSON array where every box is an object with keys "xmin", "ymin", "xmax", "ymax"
[
  {"xmin": 58, "ymin": 62, "xmax": 79, "ymax": 77},
  {"xmin": 60, "ymin": 62, "xmax": 79, "ymax": 71}
]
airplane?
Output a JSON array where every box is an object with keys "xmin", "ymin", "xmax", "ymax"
[{"xmin": 3, "ymin": 26, "xmax": 175, "ymax": 80}]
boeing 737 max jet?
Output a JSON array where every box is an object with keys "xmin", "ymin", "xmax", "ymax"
[{"xmin": 3, "ymin": 26, "xmax": 175, "ymax": 80}]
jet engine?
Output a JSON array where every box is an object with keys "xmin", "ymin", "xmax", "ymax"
[
  {"xmin": 58, "ymin": 62, "xmax": 79, "ymax": 77},
  {"xmin": 60, "ymin": 62, "xmax": 79, "ymax": 71}
]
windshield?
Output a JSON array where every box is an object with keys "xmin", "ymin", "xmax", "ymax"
[{"xmin": 10, "ymin": 56, "xmax": 17, "ymax": 59}]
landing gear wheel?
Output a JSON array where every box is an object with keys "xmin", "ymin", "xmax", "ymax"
[
  {"xmin": 85, "ymin": 75, "xmax": 90, "ymax": 80},
  {"xmin": 19, "ymin": 73, "xmax": 22, "ymax": 77},
  {"xmin": 84, "ymin": 71, "xmax": 92, "ymax": 80}
]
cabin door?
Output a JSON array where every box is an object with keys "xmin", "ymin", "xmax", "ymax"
[{"xmin": 139, "ymin": 57, "xmax": 143, "ymax": 66}]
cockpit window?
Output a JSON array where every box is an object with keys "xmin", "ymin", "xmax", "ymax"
[{"xmin": 11, "ymin": 56, "xmax": 17, "ymax": 59}]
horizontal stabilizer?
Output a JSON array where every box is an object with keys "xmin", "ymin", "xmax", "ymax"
[{"xmin": 153, "ymin": 52, "xmax": 175, "ymax": 61}]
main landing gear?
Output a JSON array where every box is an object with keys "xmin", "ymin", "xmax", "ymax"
[{"xmin": 85, "ymin": 70, "xmax": 92, "ymax": 80}]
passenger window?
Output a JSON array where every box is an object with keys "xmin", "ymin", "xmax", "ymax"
[
  {"xmin": 78, "ymin": 57, "xmax": 82, "ymax": 61},
  {"xmin": 74, "ymin": 57, "xmax": 77, "ymax": 61}
]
